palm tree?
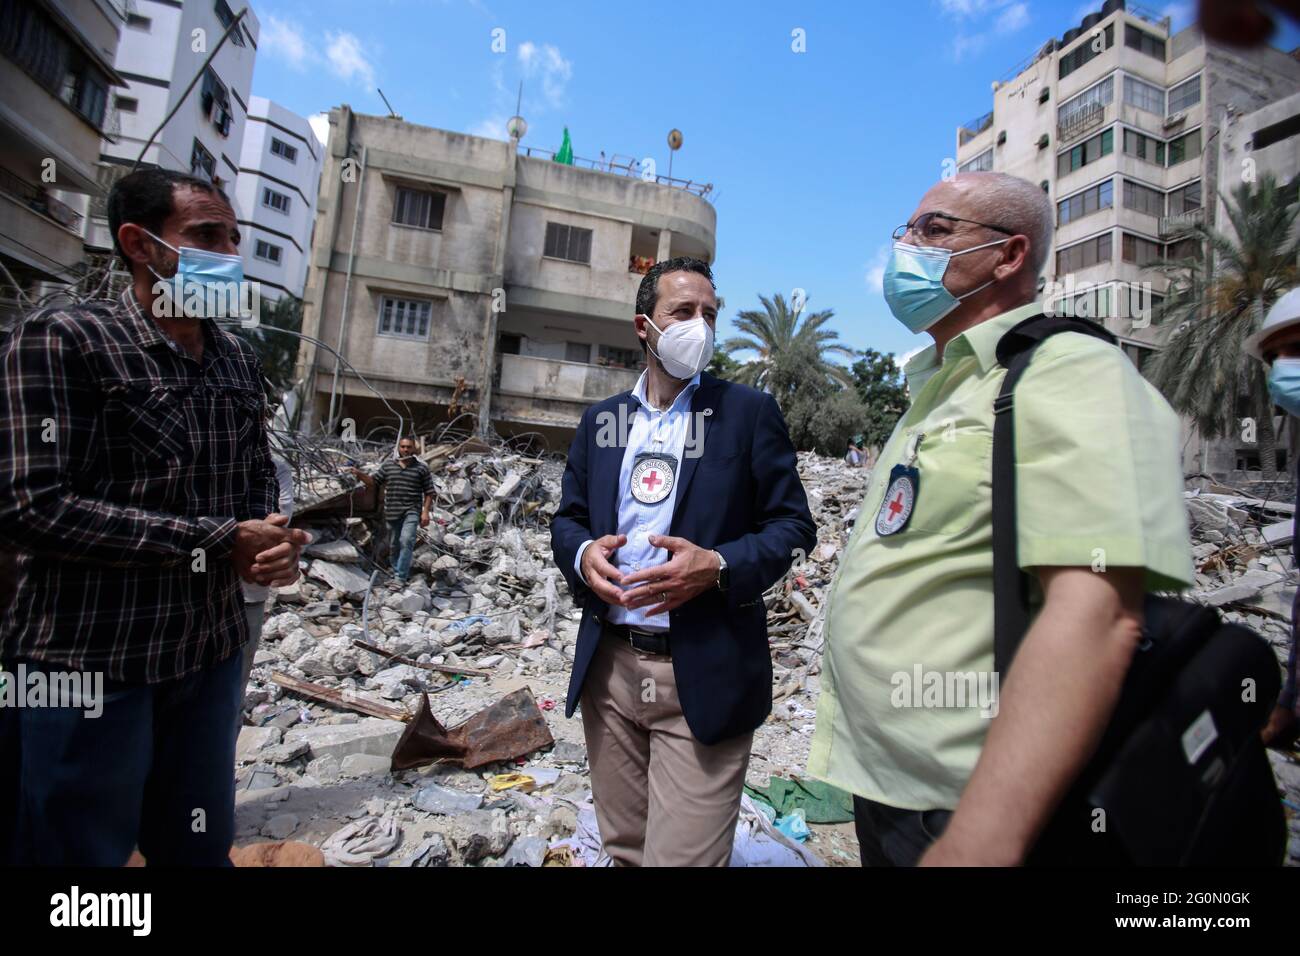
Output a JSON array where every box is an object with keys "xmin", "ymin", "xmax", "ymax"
[
  {"xmin": 1148, "ymin": 173, "xmax": 1300, "ymax": 480},
  {"xmin": 720, "ymin": 292, "xmax": 855, "ymax": 391}
]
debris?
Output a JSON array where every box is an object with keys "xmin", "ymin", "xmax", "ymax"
[
  {"xmin": 283, "ymin": 717, "xmax": 408, "ymax": 763},
  {"xmin": 270, "ymin": 672, "xmax": 408, "ymax": 721},
  {"xmin": 231, "ymin": 841, "xmax": 326, "ymax": 867},
  {"xmin": 235, "ymin": 726, "xmax": 282, "ymax": 764},
  {"xmin": 401, "ymin": 834, "xmax": 451, "ymax": 867},
  {"xmin": 261, "ymin": 813, "xmax": 301, "ymax": 840},
  {"xmin": 743, "ymin": 776, "xmax": 855, "ymax": 824},
  {"xmin": 411, "ymin": 782, "xmax": 484, "ymax": 815},
  {"xmin": 489, "ymin": 772, "xmax": 536, "ymax": 793},
  {"xmin": 502, "ymin": 836, "xmax": 549, "ymax": 867},
  {"xmin": 390, "ymin": 687, "xmax": 555, "ymax": 771},
  {"xmin": 320, "ymin": 812, "xmax": 402, "ymax": 867},
  {"xmin": 339, "ymin": 754, "xmax": 391, "ymax": 777},
  {"xmin": 351, "ymin": 638, "xmax": 492, "ymax": 678}
]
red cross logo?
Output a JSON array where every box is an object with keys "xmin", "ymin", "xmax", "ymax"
[
  {"xmin": 642, "ymin": 470, "xmax": 662, "ymax": 491},
  {"xmin": 887, "ymin": 491, "xmax": 906, "ymax": 520}
]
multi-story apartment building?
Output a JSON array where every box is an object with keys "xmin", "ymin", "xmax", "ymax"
[
  {"xmin": 83, "ymin": 0, "xmax": 260, "ymax": 261},
  {"xmin": 0, "ymin": 0, "xmax": 123, "ymax": 321},
  {"xmin": 953, "ymin": 0, "xmax": 1300, "ymax": 473},
  {"xmin": 297, "ymin": 106, "xmax": 717, "ymax": 448},
  {"xmin": 234, "ymin": 96, "xmax": 321, "ymax": 300}
]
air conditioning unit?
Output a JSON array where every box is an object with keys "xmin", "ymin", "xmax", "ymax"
[{"xmin": 1164, "ymin": 111, "xmax": 1186, "ymax": 129}]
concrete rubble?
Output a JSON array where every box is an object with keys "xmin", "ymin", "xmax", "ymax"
[{"xmin": 231, "ymin": 445, "xmax": 1298, "ymax": 866}]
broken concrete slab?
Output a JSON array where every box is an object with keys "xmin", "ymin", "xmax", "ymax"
[
  {"xmin": 411, "ymin": 782, "xmax": 484, "ymax": 815},
  {"xmin": 304, "ymin": 539, "xmax": 362, "ymax": 563},
  {"xmin": 284, "ymin": 718, "xmax": 406, "ymax": 763},
  {"xmin": 340, "ymin": 753, "xmax": 391, "ymax": 777},
  {"xmin": 307, "ymin": 560, "xmax": 373, "ymax": 600},
  {"xmin": 236, "ymin": 725, "xmax": 283, "ymax": 764}
]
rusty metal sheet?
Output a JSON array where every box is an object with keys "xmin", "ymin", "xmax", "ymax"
[{"xmin": 391, "ymin": 687, "xmax": 554, "ymax": 771}]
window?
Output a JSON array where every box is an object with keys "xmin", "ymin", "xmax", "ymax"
[
  {"xmin": 190, "ymin": 139, "xmax": 216, "ymax": 181},
  {"xmin": 200, "ymin": 67, "xmax": 231, "ymax": 135},
  {"xmin": 378, "ymin": 296, "xmax": 432, "ymax": 339},
  {"xmin": 1125, "ymin": 23, "xmax": 1166, "ymax": 60},
  {"xmin": 215, "ymin": 0, "xmax": 246, "ymax": 46},
  {"xmin": 1057, "ymin": 128, "xmax": 1114, "ymax": 176},
  {"xmin": 1058, "ymin": 77, "xmax": 1114, "ymax": 128},
  {"xmin": 1058, "ymin": 179, "xmax": 1113, "ymax": 225},
  {"xmin": 1122, "ymin": 232, "xmax": 1162, "ymax": 266},
  {"xmin": 1123, "ymin": 128, "xmax": 1165, "ymax": 165},
  {"xmin": 126, "ymin": 13, "xmax": 150, "ymax": 30},
  {"xmin": 1253, "ymin": 113, "xmax": 1300, "ymax": 151},
  {"xmin": 1056, "ymin": 233, "xmax": 1112, "ymax": 273},
  {"xmin": 270, "ymin": 137, "xmax": 298, "ymax": 163},
  {"xmin": 544, "ymin": 222, "xmax": 593, "ymax": 264},
  {"xmin": 1057, "ymin": 285, "xmax": 1111, "ymax": 319},
  {"xmin": 1127, "ymin": 287, "xmax": 1164, "ymax": 324},
  {"xmin": 1167, "ymin": 75, "xmax": 1200, "ymax": 114},
  {"xmin": 392, "ymin": 187, "xmax": 446, "ymax": 230},
  {"xmin": 1059, "ymin": 24, "xmax": 1113, "ymax": 79},
  {"xmin": 498, "ymin": 334, "xmax": 521, "ymax": 355},
  {"xmin": 1122, "ymin": 179, "xmax": 1163, "ymax": 217},
  {"xmin": 598, "ymin": 344, "xmax": 643, "ymax": 370},
  {"xmin": 959, "ymin": 148, "xmax": 993, "ymax": 173},
  {"xmin": 1166, "ymin": 236, "xmax": 1201, "ymax": 260},
  {"xmin": 115, "ymin": 96, "xmax": 138, "ymax": 113},
  {"xmin": 1123, "ymin": 75, "xmax": 1164, "ymax": 115},
  {"xmin": 254, "ymin": 239, "xmax": 283, "ymax": 264},
  {"xmin": 565, "ymin": 342, "xmax": 590, "ymax": 364},
  {"xmin": 1122, "ymin": 342, "xmax": 1155, "ymax": 374},
  {"xmin": 0, "ymin": 0, "xmax": 112, "ymax": 128},
  {"xmin": 1166, "ymin": 180, "xmax": 1201, "ymax": 215},
  {"xmin": 1167, "ymin": 128, "xmax": 1201, "ymax": 166},
  {"xmin": 262, "ymin": 187, "xmax": 290, "ymax": 213}
]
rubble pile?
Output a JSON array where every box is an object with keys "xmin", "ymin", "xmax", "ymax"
[{"xmin": 231, "ymin": 445, "xmax": 1296, "ymax": 866}]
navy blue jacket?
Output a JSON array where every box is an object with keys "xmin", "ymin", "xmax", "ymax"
[{"xmin": 550, "ymin": 372, "xmax": 817, "ymax": 745}]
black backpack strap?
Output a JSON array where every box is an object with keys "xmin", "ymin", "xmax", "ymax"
[{"xmin": 992, "ymin": 314, "xmax": 1118, "ymax": 676}]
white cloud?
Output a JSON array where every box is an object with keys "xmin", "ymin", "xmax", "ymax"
[
  {"xmin": 469, "ymin": 114, "xmax": 510, "ymax": 140},
  {"xmin": 1161, "ymin": 2, "xmax": 1193, "ymax": 30},
  {"xmin": 518, "ymin": 41, "xmax": 572, "ymax": 108},
  {"xmin": 938, "ymin": 0, "xmax": 1014, "ymax": 18},
  {"xmin": 325, "ymin": 31, "xmax": 377, "ymax": 91},
  {"xmin": 865, "ymin": 244, "xmax": 891, "ymax": 294},
  {"xmin": 996, "ymin": 2, "xmax": 1030, "ymax": 32},
  {"xmin": 307, "ymin": 112, "xmax": 330, "ymax": 146},
  {"xmin": 261, "ymin": 15, "xmax": 309, "ymax": 71}
]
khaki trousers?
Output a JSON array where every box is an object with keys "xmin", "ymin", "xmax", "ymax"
[{"xmin": 580, "ymin": 636, "xmax": 753, "ymax": 866}]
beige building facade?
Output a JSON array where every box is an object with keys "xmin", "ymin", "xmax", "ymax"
[{"xmin": 296, "ymin": 106, "xmax": 716, "ymax": 448}]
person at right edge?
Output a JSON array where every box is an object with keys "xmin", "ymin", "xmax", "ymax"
[
  {"xmin": 807, "ymin": 171, "xmax": 1194, "ymax": 866},
  {"xmin": 1244, "ymin": 289, "xmax": 1300, "ymax": 752}
]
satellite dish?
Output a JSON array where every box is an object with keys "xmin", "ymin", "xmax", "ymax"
[{"xmin": 668, "ymin": 129, "xmax": 683, "ymax": 150}]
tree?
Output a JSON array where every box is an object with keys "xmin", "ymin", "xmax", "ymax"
[
  {"xmin": 706, "ymin": 348, "xmax": 742, "ymax": 380},
  {"xmin": 239, "ymin": 294, "xmax": 304, "ymax": 397},
  {"xmin": 1148, "ymin": 173, "xmax": 1300, "ymax": 480},
  {"xmin": 850, "ymin": 348, "xmax": 909, "ymax": 449},
  {"xmin": 721, "ymin": 292, "xmax": 855, "ymax": 391},
  {"xmin": 766, "ymin": 336, "xmax": 870, "ymax": 454}
]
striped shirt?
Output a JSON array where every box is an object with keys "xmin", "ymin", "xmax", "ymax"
[
  {"xmin": 0, "ymin": 290, "xmax": 277, "ymax": 683},
  {"xmin": 374, "ymin": 458, "xmax": 434, "ymax": 520}
]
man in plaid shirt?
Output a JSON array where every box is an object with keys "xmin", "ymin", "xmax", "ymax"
[{"xmin": 0, "ymin": 168, "xmax": 310, "ymax": 865}]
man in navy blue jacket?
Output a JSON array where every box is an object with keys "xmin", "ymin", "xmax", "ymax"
[{"xmin": 551, "ymin": 257, "xmax": 816, "ymax": 866}]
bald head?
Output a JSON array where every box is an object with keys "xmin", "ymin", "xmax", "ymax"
[{"xmin": 952, "ymin": 172, "xmax": 1054, "ymax": 277}]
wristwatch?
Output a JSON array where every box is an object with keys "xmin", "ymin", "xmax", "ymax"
[{"xmin": 713, "ymin": 550, "xmax": 729, "ymax": 591}]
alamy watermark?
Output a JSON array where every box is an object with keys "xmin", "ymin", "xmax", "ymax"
[
  {"xmin": 151, "ymin": 277, "xmax": 262, "ymax": 327},
  {"xmin": 0, "ymin": 664, "xmax": 103, "ymax": 718},
  {"xmin": 890, "ymin": 665, "xmax": 1000, "ymax": 718}
]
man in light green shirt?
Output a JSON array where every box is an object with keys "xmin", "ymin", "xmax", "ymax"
[{"xmin": 807, "ymin": 172, "xmax": 1192, "ymax": 866}]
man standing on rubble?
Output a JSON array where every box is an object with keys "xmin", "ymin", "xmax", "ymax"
[
  {"xmin": 1244, "ymin": 289, "xmax": 1300, "ymax": 751},
  {"xmin": 807, "ymin": 172, "xmax": 1192, "ymax": 865},
  {"xmin": 0, "ymin": 167, "xmax": 310, "ymax": 865},
  {"xmin": 552, "ymin": 256, "xmax": 817, "ymax": 866},
  {"xmin": 349, "ymin": 436, "xmax": 434, "ymax": 586}
]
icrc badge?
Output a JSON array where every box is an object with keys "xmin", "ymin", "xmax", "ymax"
[{"xmin": 630, "ymin": 453, "xmax": 676, "ymax": 505}]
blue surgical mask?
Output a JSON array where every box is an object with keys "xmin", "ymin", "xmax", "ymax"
[
  {"xmin": 1268, "ymin": 358, "xmax": 1300, "ymax": 417},
  {"xmin": 143, "ymin": 228, "xmax": 247, "ymax": 319},
  {"xmin": 883, "ymin": 237, "xmax": 1009, "ymax": 333}
]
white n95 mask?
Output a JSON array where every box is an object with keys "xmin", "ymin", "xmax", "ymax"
[{"xmin": 644, "ymin": 315, "xmax": 714, "ymax": 380}]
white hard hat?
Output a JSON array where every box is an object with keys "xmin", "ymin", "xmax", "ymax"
[{"xmin": 1245, "ymin": 287, "xmax": 1300, "ymax": 361}]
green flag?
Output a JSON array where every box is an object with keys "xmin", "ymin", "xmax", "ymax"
[{"xmin": 554, "ymin": 127, "xmax": 574, "ymax": 165}]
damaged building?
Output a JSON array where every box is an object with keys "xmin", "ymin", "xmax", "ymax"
[{"xmin": 294, "ymin": 106, "xmax": 717, "ymax": 449}]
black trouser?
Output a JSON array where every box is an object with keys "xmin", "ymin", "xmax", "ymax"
[{"xmin": 853, "ymin": 796, "xmax": 953, "ymax": 867}]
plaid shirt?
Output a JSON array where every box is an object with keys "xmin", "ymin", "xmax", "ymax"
[{"xmin": 0, "ymin": 290, "xmax": 276, "ymax": 683}]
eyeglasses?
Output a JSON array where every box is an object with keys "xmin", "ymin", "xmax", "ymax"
[{"xmin": 892, "ymin": 211, "xmax": 1015, "ymax": 242}]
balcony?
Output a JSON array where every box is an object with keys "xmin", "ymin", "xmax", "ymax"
[
  {"xmin": 1057, "ymin": 102, "xmax": 1106, "ymax": 146},
  {"xmin": 959, "ymin": 111, "xmax": 994, "ymax": 147},
  {"xmin": 0, "ymin": 167, "xmax": 85, "ymax": 279},
  {"xmin": 1159, "ymin": 207, "xmax": 1203, "ymax": 237},
  {"xmin": 496, "ymin": 352, "xmax": 640, "ymax": 405},
  {"xmin": 517, "ymin": 146, "xmax": 714, "ymax": 201}
]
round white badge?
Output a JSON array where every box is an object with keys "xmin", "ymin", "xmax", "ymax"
[
  {"xmin": 631, "ymin": 456, "xmax": 675, "ymax": 504},
  {"xmin": 875, "ymin": 474, "xmax": 916, "ymax": 536}
]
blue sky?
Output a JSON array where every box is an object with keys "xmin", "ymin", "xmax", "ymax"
[{"xmin": 248, "ymin": 0, "xmax": 1300, "ymax": 364}]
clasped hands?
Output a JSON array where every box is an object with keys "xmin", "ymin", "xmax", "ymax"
[{"xmin": 579, "ymin": 533, "xmax": 720, "ymax": 616}]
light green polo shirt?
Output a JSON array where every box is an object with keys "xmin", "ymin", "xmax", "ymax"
[{"xmin": 806, "ymin": 302, "xmax": 1193, "ymax": 811}]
